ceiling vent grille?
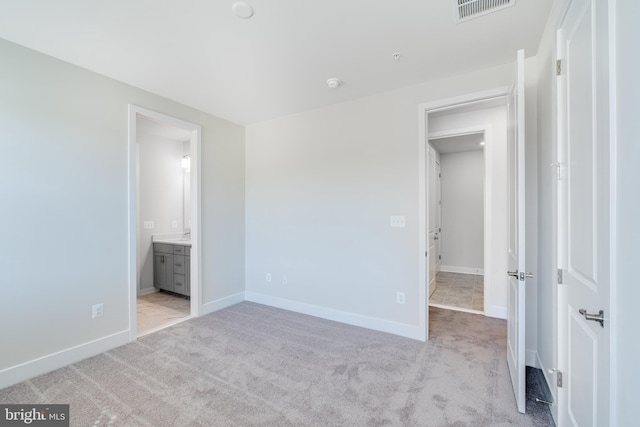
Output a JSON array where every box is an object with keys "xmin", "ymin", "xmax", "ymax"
[{"xmin": 454, "ymin": 0, "xmax": 516, "ymax": 23}]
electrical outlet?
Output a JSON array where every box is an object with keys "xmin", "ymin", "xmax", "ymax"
[
  {"xmin": 92, "ymin": 303, "xmax": 104, "ymax": 318},
  {"xmin": 171, "ymin": 220, "xmax": 178, "ymax": 228},
  {"xmin": 143, "ymin": 221, "xmax": 154, "ymax": 229},
  {"xmin": 396, "ymin": 292, "xmax": 405, "ymax": 304},
  {"xmin": 282, "ymin": 275, "xmax": 288, "ymax": 284},
  {"xmin": 266, "ymin": 273, "xmax": 272, "ymax": 283},
  {"xmin": 390, "ymin": 216, "xmax": 406, "ymax": 227}
]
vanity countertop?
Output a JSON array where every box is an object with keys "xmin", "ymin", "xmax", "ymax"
[{"xmin": 152, "ymin": 235, "xmax": 191, "ymax": 247}]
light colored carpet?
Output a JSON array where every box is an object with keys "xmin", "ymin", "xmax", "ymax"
[{"xmin": 0, "ymin": 303, "xmax": 553, "ymax": 426}]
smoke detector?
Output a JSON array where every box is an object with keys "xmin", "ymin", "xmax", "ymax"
[
  {"xmin": 232, "ymin": 2, "xmax": 254, "ymax": 19},
  {"xmin": 326, "ymin": 78, "xmax": 342, "ymax": 89},
  {"xmin": 454, "ymin": 0, "xmax": 515, "ymax": 23}
]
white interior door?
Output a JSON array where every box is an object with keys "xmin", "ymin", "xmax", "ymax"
[
  {"xmin": 428, "ymin": 146, "xmax": 437, "ymax": 296},
  {"xmin": 435, "ymin": 160, "xmax": 442, "ymax": 274},
  {"xmin": 506, "ymin": 49, "xmax": 527, "ymax": 414},
  {"xmin": 557, "ymin": 0, "xmax": 610, "ymax": 425}
]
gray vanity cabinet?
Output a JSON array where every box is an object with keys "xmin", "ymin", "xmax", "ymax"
[{"xmin": 153, "ymin": 243, "xmax": 190, "ymax": 296}]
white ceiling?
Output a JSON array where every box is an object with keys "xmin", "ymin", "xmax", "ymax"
[{"xmin": 0, "ymin": 0, "xmax": 554, "ymax": 125}]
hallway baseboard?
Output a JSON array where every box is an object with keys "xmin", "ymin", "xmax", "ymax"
[{"xmin": 440, "ymin": 265, "xmax": 484, "ymax": 275}]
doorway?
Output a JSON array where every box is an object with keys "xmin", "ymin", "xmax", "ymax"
[
  {"xmin": 428, "ymin": 130, "xmax": 485, "ymax": 314},
  {"xmin": 418, "ymin": 88, "xmax": 510, "ymax": 340},
  {"xmin": 128, "ymin": 106, "xmax": 202, "ymax": 341}
]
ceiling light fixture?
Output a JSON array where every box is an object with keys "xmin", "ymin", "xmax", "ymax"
[
  {"xmin": 480, "ymin": 141, "xmax": 485, "ymax": 146},
  {"xmin": 232, "ymin": 1, "xmax": 254, "ymax": 19},
  {"xmin": 326, "ymin": 78, "xmax": 341, "ymax": 89},
  {"xmin": 393, "ymin": 52, "xmax": 401, "ymax": 61}
]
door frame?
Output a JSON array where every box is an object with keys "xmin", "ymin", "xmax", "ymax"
[
  {"xmin": 418, "ymin": 86, "xmax": 510, "ymax": 340},
  {"xmin": 127, "ymin": 105, "xmax": 202, "ymax": 342},
  {"xmin": 428, "ymin": 124, "xmax": 491, "ymax": 314}
]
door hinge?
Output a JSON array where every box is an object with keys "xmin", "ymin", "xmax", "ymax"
[
  {"xmin": 557, "ymin": 268, "xmax": 563, "ymax": 284},
  {"xmin": 438, "ymin": 173, "xmax": 441, "ymax": 178},
  {"xmin": 425, "ymin": 251, "xmax": 428, "ymax": 257},
  {"xmin": 439, "ymin": 227, "xmax": 441, "ymax": 232},
  {"xmin": 439, "ymin": 200, "xmax": 441, "ymax": 206},
  {"xmin": 557, "ymin": 371, "xmax": 563, "ymax": 388},
  {"xmin": 438, "ymin": 255, "xmax": 441, "ymax": 260},
  {"xmin": 556, "ymin": 59, "xmax": 562, "ymax": 76}
]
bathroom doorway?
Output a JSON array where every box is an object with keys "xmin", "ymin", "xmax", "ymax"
[{"xmin": 128, "ymin": 106, "xmax": 202, "ymax": 340}]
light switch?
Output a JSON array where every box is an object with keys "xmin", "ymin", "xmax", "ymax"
[
  {"xmin": 390, "ymin": 216, "xmax": 406, "ymax": 227},
  {"xmin": 143, "ymin": 221, "xmax": 154, "ymax": 229}
]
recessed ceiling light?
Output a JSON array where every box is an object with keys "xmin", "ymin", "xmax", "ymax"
[
  {"xmin": 232, "ymin": 2, "xmax": 254, "ymax": 19},
  {"xmin": 480, "ymin": 141, "xmax": 485, "ymax": 146},
  {"xmin": 326, "ymin": 78, "xmax": 342, "ymax": 89}
]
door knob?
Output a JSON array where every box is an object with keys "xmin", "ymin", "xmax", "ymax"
[
  {"xmin": 507, "ymin": 270, "xmax": 519, "ymax": 278},
  {"xmin": 578, "ymin": 309, "xmax": 605, "ymax": 328}
]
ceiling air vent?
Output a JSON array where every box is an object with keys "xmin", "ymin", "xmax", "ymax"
[{"xmin": 454, "ymin": 0, "xmax": 516, "ymax": 23}]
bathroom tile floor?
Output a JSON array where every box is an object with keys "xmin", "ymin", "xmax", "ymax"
[
  {"xmin": 429, "ymin": 272, "xmax": 484, "ymax": 313},
  {"xmin": 137, "ymin": 291, "xmax": 190, "ymax": 337}
]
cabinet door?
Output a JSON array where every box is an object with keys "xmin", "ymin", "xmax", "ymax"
[
  {"xmin": 154, "ymin": 253, "xmax": 174, "ymax": 292},
  {"xmin": 154, "ymin": 253, "xmax": 166, "ymax": 289},
  {"xmin": 173, "ymin": 274, "xmax": 187, "ymax": 295}
]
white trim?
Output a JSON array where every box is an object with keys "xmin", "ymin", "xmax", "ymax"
[
  {"xmin": 428, "ymin": 303, "xmax": 483, "ymax": 315},
  {"xmin": 418, "ymin": 107, "xmax": 428, "ymax": 341},
  {"xmin": 607, "ymin": 1, "xmax": 618, "ymax": 426},
  {"xmin": 246, "ymin": 292, "xmax": 424, "ymax": 341},
  {"xmin": 128, "ymin": 105, "xmax": 203, "ymax": 343},
  {"xmin": 440, "ymin": 265, "xmax": 485, "ymax": 275},
  {"xmin": 484, "ymin": 305, "xmax": 507, "ymax": 319},
  {"xmin": 201, "ymin": 292, "xmax": 246, "ymax": 315},
  {"xmin": 0, "ymin": 330, "xmax": 130, "ymax": 389}
]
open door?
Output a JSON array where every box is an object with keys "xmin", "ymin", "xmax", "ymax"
[{"xmin": 506, "ymin": 49, "xmax": 527, "ymax": 414}]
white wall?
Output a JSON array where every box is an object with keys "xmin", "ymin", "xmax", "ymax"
[
  {"xmin": 245, "ymin": 61, "xmax": 530, "ymax": 337},
  {"xmin": 614, "ymin": 0, "xmax": 640, "ymax": 423},
  {"xmin": 0, "ymin": 38, "xmax": 245, "ymax": 387},
  {"xmin": 137, "ymin": 129, "xmax": 189, "ymax": 294},
  {"xmin": 439, "ymin": 150, "xmax": 484, "ymax": 272},
  {"xmin": 427, "ymin": 106, "xmax": 509, "ymax": 318}
]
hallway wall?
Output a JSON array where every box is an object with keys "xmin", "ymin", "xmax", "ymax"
[{"xmin": 439, "ymin": 150, "xmax": 484, "ymax": 273}]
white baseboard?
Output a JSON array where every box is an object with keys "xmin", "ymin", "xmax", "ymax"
[
  {"xmin": 484, "ymin": 305, "xmax": 507, "ymax": 319},
  {"xmin": 245, "ymin": 292, "xmax": 424, "ymax": 341},
  {"xmin": 0, "ymin": 330, "xmax": 130, "ymax": 390},
  {"xmin": 201, "ymin": 291, "xmax": 245, "ymax": 316},
  {"xmin": 440, "ymin": 265, "xmax": 484, "ymax": 275},
  {"xmin": 138, "ymin": 287, "xmax": 158, "ymax": 296}
]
